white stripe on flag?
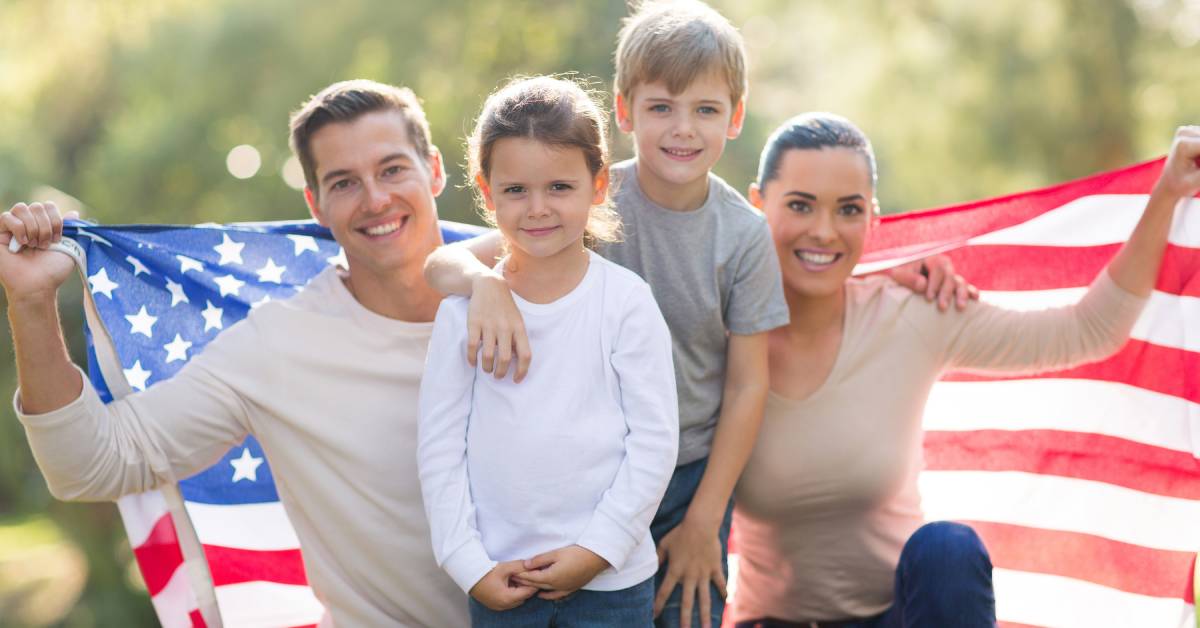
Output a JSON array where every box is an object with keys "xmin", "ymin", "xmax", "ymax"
[
  {"xmin": 968, "ymin": 194, "xmax": 1200, "ymax": 247},
  {"xmin": 214, "ymin": 581, "xmax": 325, "ymax": 627},
  {"xmin": 924, "ymin": 379, "xmax": 1200, "ymax": 454},
  {"xmin": 993, "ymin": 568, "xmax": 1195, "ymax": 628},
  {"xmin": 117, "ymin": 490, "xmax": 170, "ymax": 548},
  {"xmin": 184, "ymin": 501, "xmax": 300, "ymax": 551},
  {"xmin": 919, "ymin": 471, "xmax": 1200, "ymax": 552},
  {"xmin": 980, "ymin": 289, "xmax": 1200, "ymax": 353},
  {"xmin": 148, "ymin": 563, "xmax": 201, "ymax": 628}
]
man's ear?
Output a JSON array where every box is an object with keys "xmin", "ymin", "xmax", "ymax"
[
  {"xmin": 428, "ymin": 147, "xmax": 447, "ymax": 197},
  {"xmin": 727, "ymin": 98, "xmax": 746, "ymax": 140},
  {"xmin": 305, "ymin": 188, "xmax": 326, "ymax": 225},
  {"xmin": 615, "ymin": 92, "xmax": 634, "ymax": 134},
  {"xmin": 476, "ymin": 174, "xmax": 496, "ymax": 212},
  {"xmin": 747, "ymin": 181, "xmax": 764, "ymax": 210}
]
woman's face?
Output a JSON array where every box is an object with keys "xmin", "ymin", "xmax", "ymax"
[{"xmin": 751, "ymin": 147, "xmax": 877, "ymax": 299}]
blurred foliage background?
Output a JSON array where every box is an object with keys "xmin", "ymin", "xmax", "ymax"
[{"xmin": 0, "ymin": 0, "xmax": 1197, "ymax": 624}]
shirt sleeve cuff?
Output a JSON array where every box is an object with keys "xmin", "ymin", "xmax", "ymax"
[
  {"xmin": 442, "ymin": 539, "xmax": 497, "ymax": 594},
  {"xmin": 13, "ymin": 364, "xmax": 97, "ymax": 426},
  {"xmin": 576, "ymin": 509, "xmax": 639, "ymax": 572}
]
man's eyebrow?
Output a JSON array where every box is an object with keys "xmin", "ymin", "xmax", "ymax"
[{"xmin": 320, "ymin": 153, "xmax": 414, "ymax": 185}]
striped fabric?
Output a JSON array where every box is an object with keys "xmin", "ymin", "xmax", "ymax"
[{"xmin": 727, "ymin": 158, "xmax": 1199, "ymax": 627}]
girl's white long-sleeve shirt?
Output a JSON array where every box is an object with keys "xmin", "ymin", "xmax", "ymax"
[{"xmin": 417, "ymin": 251, "xmax": 679, "ymax": 593}]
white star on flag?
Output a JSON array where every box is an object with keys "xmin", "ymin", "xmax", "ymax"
[
  {"xmin": 163, "ymin": 334, "xmax": 193, "ymax": 363},
  {"xmin": 202, "ymin": 301, "xmax": 224, "ymax": 331},
  {"xmin": 214, "ymin": 234, "xmax": 246, "ymax": 266},
  {"xmin": 256, "ymin": 259, "xmax": 286, "ymax": 283},
  {"xmin": 124, "ymin": 306, "xmax": 158, "ymax": 338},
  {"xmin": 87, "ymin": 268, "xmax": 119, "ymax": 298},
  {"xmin": 177, "ymin": 255, "xmax": 204, "ymax": 274},
  {"xmin": 250, "ymin": 295, "xmax": 271, "ymax": 309},
  {"xmin": 123, "ymin": 361, "xmax": 152, "ymax": 391},
  {"xmin": 230, "ymin": 448, "xmax": 264, "ymax": 483},
  {"xmin": 327, "ymin": 248, "xmax": 347, "ymax": 269},
  {"xmin": 126, "ymin": 255, "xmax": 151, "ymax": 277},
  {"xmin": 214, "ymin": 274, "xmax": 246, "ymax": 297},
  {"xmin": 287, "ymin": 234, "xmax": 319, "ymax": 256},
  {"xmin": 165, "ymin": 278, "xmax": 189, "ymax": 306}
]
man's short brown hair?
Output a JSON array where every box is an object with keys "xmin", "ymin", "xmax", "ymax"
[
  {"xmin": 288, "ymin": 79, "xmax": 434, "ymax": 196},
  {"xmin": 614, "ymin": 0, "xmax": 748, "ymax": 105}
]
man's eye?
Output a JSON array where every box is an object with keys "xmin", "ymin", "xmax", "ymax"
[
  {"xmin": 383, "ymin": 165, "xmax": 403, "ymax": 177},
  {"xmin": 331, "ymin": 179, "xmax": 352, "ymax": 191}
]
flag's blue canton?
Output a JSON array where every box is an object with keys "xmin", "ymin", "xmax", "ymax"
[{"xmin": 70, "ymin": 219, "xmax": 485, "ymax": 504}]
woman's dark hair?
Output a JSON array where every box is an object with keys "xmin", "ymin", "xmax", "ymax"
[{"xmin": 757, "ymin": 112, "xmax": 877, "ymax": 189}]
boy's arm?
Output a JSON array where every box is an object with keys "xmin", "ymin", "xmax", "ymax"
[
  {"xmin": 423, "ymin": 231, "xmax": 532, "ymax": 382},
  {"xmin": 886, "ymin": 254, "xmax": 978, "ymax": 311},
  {"xmin": 653, "ymin": 331, "xmax": 768, "ymax": 628}
]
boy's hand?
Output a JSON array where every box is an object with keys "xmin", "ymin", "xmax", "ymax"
[
  {"xmin": 513, "ymin": 545, "xmax": 609, "ymax": 600},
  {"xmin": 0, "ymin": 202, "xmax": 79, "ymax": 302},
  {"xmin": 653, "ymin": 518, "xmax": 726, "ymax": 628},
  {"xmin": 888, "ymin": 255, "xmax": 978, "ymax": 312},
  {"xmin": 468, "ymin": 273, "xmax": 532, "ymax": 382},
  {"xmin": 469, "ymin": 560, "xmax": 539, "ymax": 611},
  {"xmin": 1153, "ymin": 125, "xmax": 1200, "ymax": 200}
]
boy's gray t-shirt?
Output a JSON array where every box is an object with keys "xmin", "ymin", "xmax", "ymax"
[{"xmin": 599, "ymin": 160, "xmax": 789, "ymax": 465}]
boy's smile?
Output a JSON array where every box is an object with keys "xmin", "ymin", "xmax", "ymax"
[{"xmin": 617, "ymin": 70, "xmax": 744, "ymax": 212}]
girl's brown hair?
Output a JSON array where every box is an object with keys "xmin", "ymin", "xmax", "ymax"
[{"xmin": 468, "ymin": 75, "xmax": 621, "ymax": 248}]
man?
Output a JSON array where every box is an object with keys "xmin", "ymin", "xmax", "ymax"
[{"xmin": 0, "ymin": 79, "xmax": 467, "ymax": 627}]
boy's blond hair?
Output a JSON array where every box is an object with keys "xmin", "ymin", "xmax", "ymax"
[{"xmin": 614, "ymin": 0, "xmax": 747, "ymax": 105}]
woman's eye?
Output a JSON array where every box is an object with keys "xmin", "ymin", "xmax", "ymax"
[
  {"xmin": 787, "ymin": 201, "xmax": 811, "ymax": 213},
  {"xmin": 840, "ymin": 204, "xmax": 865, "ymax": 216}
]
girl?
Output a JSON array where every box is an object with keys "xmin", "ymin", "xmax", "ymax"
[
  {"xmin": 732, "ymin": 114, "xmax": 1200, "ymax": 627},
  {"xmin": 417, "ymin": 76, "xmax": 679, "ymax": 627}
]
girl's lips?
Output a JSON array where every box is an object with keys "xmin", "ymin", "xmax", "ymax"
[{"xmin": 521, "ymin": 226, "xmax": 559, "ymax": 237}]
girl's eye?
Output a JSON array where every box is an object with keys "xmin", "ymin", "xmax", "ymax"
[
  {"xmin": 839, "ymin": 204, "xmax": 865, "ymax": 216},
  {"xmin": 649, "ymin": 104, "xmax": 670, "ymax": 113},
  {"xmin": 503, "ymin": 185, "xmax": 526, "ymax": 194},
  {"xmin": 786, "ymin": 200, "xmax": 811, "ymax": 213}
]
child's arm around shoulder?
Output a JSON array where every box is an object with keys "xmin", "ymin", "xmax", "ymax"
[{"xmin": 423, "ymin": 230, "xmax": 533, "ymax": 382}]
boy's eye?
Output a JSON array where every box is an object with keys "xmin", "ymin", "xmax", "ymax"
[
  {"xmin": 503, "ymin": 185, "xmax": 526, "ymax": 194},
  {"xmin": 786, "ymin": 200, "xmax": 811, "ymax": 213},
  {"xmin": 698, "ymin": 106, "xmax": 719, "ymax": 115},
  {"xmin": 550, "ymin": 182, "xmax": 574, "ymax": 191}
]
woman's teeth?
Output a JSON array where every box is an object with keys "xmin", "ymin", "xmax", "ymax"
[{"xmin": 797, "ymin": 251, "xmax": 838, "ymax": 265}]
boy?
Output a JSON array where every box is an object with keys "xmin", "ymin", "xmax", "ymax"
[{"xmin": 425, "ymin": 3, "xmax": 780, "ymax": 626}]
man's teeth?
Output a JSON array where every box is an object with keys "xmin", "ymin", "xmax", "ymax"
[
  {"xmin": 798, "ymin": 251, "xmax": 837, "ymax": 264},
  {"xmin": 364, "ymin": 220, "xmax": 402, "ymax": 236}
]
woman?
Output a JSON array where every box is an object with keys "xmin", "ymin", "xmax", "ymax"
[{"xmin": 732, "ymin": 115, "xmax": 1199, "ymax": 627}]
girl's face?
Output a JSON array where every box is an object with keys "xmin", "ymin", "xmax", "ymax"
[
  {"xmin": 479, "ymin": 137, "xmax": 606, "ymax": 263},
  {"xmin": 750, "ymin": 147, "xmax": 878, "ymax": 299}
]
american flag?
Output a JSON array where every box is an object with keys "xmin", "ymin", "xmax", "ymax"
[
  {"xmin": 67, "ymin": 219, "xmax": 481, "ymax": 627},
  {"xmin": 725, "ymin": 157, "xmax": 1199, "ymax": 627}
]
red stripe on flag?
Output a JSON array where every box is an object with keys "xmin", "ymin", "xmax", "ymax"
[
  {"xmin": 944, "ymin": 244, "xmax": 1200, "ymax": 296},
  {"xmin": 944, "ymin": 340, "xmax": 1200, "ymax": 404},
  {"xmin": 924, "ymin": 430, "xmax": 1200, "ymax": 500},
  {"xmin": 203, "ymin": 544, "xmax": 309, "ymax": 587},
  {"xmin": 865, "ymin": 159, "xmax": 1168, "ymax": 261},
  {"xmin": 131, "ymin": 513, "xmax": 185, "ymax": 597},
  {"xmin": 189, "ymin": 609, "xmax": 207, "ymax": 628},
  {"xmin": 965, "ymin": 520, "xmax": 1196, "ymax": 601}
]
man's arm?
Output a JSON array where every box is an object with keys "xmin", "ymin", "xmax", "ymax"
[
  {"xmin": 653, "ymin": 331, "xmax": 768, "ymax": 628},
  {"xmin": 423, "ymin": 230, "xmax": 533, "ymax": 382}
]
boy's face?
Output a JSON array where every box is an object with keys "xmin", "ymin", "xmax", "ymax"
[
  {"xmin": 303, "ymin": 109, "xmax": 445, "ymax": 280},
  {"xmin": 617, "ymin": 70, "xmax": 745, "ymax": 194}
]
